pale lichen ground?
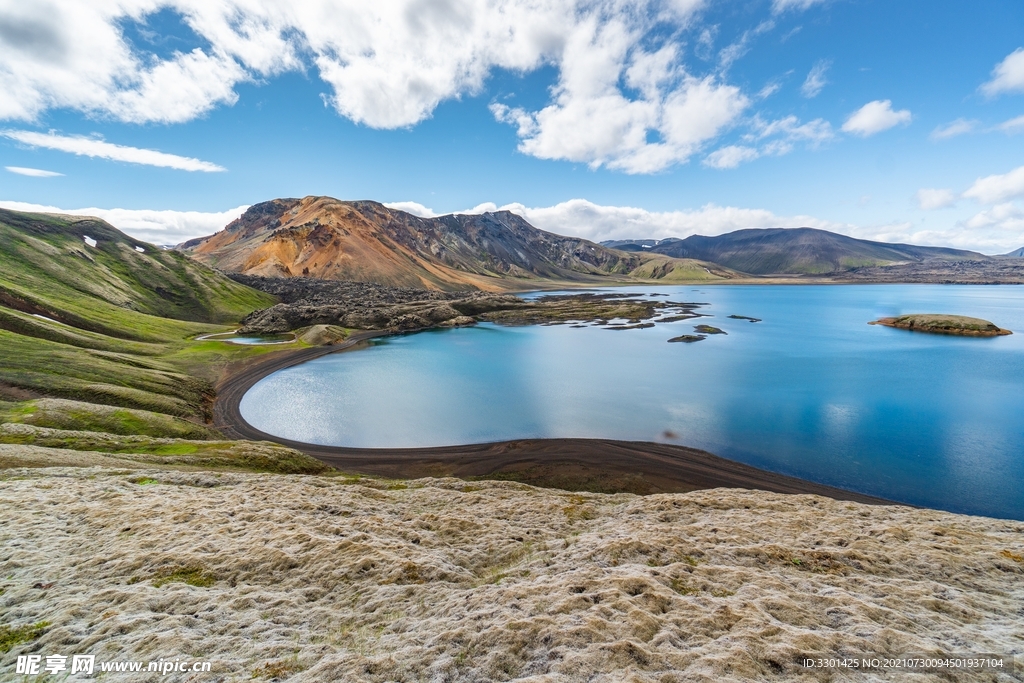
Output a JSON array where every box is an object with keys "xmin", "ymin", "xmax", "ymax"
[{"xmin": 1, "ymin": 468, "xmax": 1023, "ymax": 682}]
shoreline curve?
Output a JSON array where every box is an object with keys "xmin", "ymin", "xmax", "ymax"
[{"xmin": 213, "ymin": 331, "xmax": 893, "ymax": 505}]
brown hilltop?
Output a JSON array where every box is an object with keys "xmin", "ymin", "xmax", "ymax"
[{"xmin": 180, "ymin": 197, "xmax": 645, "ymax": 291}]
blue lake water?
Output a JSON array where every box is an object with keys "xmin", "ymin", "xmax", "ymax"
[
  {"xmin": 225, "ymin": 335, "xmax": 294, "ymax": 345},
  {"xmin": 240, "ymin": 285, "xmax": 1024, "ymax": 519}
]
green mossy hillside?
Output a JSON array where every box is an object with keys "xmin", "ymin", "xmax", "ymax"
[
  {"xmin": 0, "ymin": 423, "xmax": 329, "ymax": 474},
  {"xmin": 0, "ymin": 398, "xmax": 223, "ymax": 439},
  {"xmin": 0, "ymin": 208, "xmax": 286, "ymax": 419},
  {"xmin": 628, "ymin": 257, "xmax": 737, "ymax": 282},
  {"xmin": 0, "ymin": 208, "xmax": 274, "ymax": 339}
]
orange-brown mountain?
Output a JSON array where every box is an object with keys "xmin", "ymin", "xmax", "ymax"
[{"xmin": 180, "ymin": 197, "xmax": 643, "ymax": 292}]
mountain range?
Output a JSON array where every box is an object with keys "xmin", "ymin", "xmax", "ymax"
[
  {"xmin": 180, "ymin": 197, "xmax": 738, "ymax": 290},
  {"xmin": 603, "ymin": 228, "xmax": 988, "ymax": 275},
  {"xmin": 180, "ymin": 196, "xmax": 1020, "ymax": 287}
]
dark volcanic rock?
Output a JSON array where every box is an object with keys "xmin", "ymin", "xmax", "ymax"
[
  {"xmin": 229, "ymin": 274, "xmax": 464, "ymax": 306},
  {"xmin": 234, "ymin": 275, "xmax": 711, "ymax": 336},
  {"xmin": 233, "ymin": 274, "xmax": 523, "ymax": 333},
  {"xmin": 604, "ymin": 323, "xmax": 655, "ymax": 330},
  {"xmin": 840, "ymin": 259, "xmax": 1024, "ymax": 284}
]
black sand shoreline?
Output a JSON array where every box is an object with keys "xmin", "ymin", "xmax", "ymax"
[{"xmin": 213, "ymin": 331, "xmax": 893, "ymax": 505}]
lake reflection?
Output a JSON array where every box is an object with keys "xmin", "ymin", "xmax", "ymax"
[{"xmin": 240, "ymin": 285, "xmax": 1024, "ymax": 519}]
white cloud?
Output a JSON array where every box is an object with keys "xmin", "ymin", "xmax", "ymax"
[
  {"xmin": 749, "ymin": 114, "xmax": 833, "ymax": 144},
  {"xmin": 962, "ymin": 165, "xmax": 1024, "ymax": 204},
  {"xmin": 0, "ymin": 200, "xmax": 247, "ymax": 245},
  {"xmin": 930, "ymin": 118, "xmax": 977, "ymax": 140},
  {"xmin": 0, "ymin": 0, "xmax": 707, "ymax": 133},
  {"xmin": 483, "ymin": 6, "xmax": 759, "ymax": 174},
  {"xmin": 841, "ymin": 100, "xmax": 911, "ymax": 137},
  {"xmin": 717, "ymin": 20, "xmax": 774, "ymax": 73},
  {"xmin": 5, "ymin": 166, "xmax": 63, "ymax": 177},
  {"xmin": 1, "ymin": 130, "xmax": 225, "ymax": 172},
  {"xmin": 849, "ymin": 220, "xmax": 1021, "ymax": 255},
  {"xmin": 915, "ymin": 188, "xmax": 956, "ymax": 210},
  {"xmin": 694, "ymin": 26, "xmax": 717, "ymax": 61},
  {"xmin": 772, "ymin": 0, "xmax": 827, "ymax": 13},
  {"xmin": 980, "ymin": 48, "xmax": 1024, "ymax": 97},
  {"xmin": 703, "ymin": 145, "xmax": 759, "ymax": 169},
  {"xmin": 494, "ymin": 65, "xmax": 750, "ymax": 174},
  {"xmin": 0, "ymin": 2, "xmax": 247, "ymax": 124},
  {"xmin": 1, "ymin": 1, "xmax": 785, "ymax": 175},
  {"xmin": 962, "ymin": 202, "xmax": 1024, "ymax": 231},
  {"xmin": 800, "ymin": 60, "xmax": 830, "ymax": 98},
  {"xmin": 958, "ymin": 203, "xmax": 1024, "ymax": 253},
  {"xmin": 997, "ymin": 114, "xmax": 1024, "ymax": 134},
  {"xmin": 383, "ymin": 201, "xmax": 439, "ymax": 218},
  {"xmin": 701, "ymin": 114, "xmax": 833, "ymax": 169},
  {"xmin": 479, "ymin": 197, "xmax": 851, "ymax": 243}
]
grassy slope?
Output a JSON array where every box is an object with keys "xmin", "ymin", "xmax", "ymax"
[
  {"xmin": 0, "ymin": 422, "xmax": 329, "ymax": 474},
  {"xmin": 0, "ymin": 398, "xmax": 223, "ymax": 439},
  {"xmin": 0, "ymin": 209, "xmax": 271, "ymax": 333},
  {"xmin": 628, "ymin": 256, "xmax": 743, "ymax": 282},
  {"xmin": 0, "ymin": 209, "xmax": 332, "ymax": 475},
  {"xmin": 0, "ymin": 209, "xmax": 278, "ymax": 419}
]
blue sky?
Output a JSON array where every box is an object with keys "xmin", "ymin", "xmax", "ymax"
[{"xmin": 1, "ymin": 0, "xmax": 1023, "ymax": 252}]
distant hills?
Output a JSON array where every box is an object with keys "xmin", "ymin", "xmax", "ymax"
[
  {"xmin": 1002, "ymin": 246, "xmax": 1024, "ymax": 258},
  {"xmin": 179, "ymin": 197, "xmax": 1017, "ymax": 286},
  {"xmin": 180, "ymin": 196, "xmax": 736, "ymax": 290},
  {"xmin": 603, "ymin": 228, "xmax": 988, "ymax": 275}
]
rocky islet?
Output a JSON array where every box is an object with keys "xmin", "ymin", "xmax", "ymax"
[{"xmin": 869, "ymin": 314, "xmax": 1012, "ymax": 337}]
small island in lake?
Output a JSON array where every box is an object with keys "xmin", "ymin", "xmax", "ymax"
[{"xmin": 869, "ymin": 314, "xmax": 1012, "ymax": 337}]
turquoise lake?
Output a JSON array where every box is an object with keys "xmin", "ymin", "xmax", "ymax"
[{"xmin": 240, "ymin": 285, "xmax": 1024, "ymax": 520}]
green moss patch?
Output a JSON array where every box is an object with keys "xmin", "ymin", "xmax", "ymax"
[
  {"xmin": 151, "ymin": 566, "xmax": 216, "ymax": 588},
  {"xmin": 0, "ymin": 399, "xmax": 222, "ymax": 439},
  {"xmin": 0, "ymin": 423, "xmax": 331, "ymax": 475},
  {"xmin": 0, "ymin": 621, "xmax": 49, "ymax": 653}
]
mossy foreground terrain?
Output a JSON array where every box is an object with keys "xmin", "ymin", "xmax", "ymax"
[
  {"xmin": 0, "ymin": 422, "xmax": 327, "ymax": 474},
  {"xmin": 1, "ymin": 469, "xmax": 1021, "ymax": 681}
]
